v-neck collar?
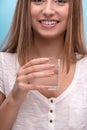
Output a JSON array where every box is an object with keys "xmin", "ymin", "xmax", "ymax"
[
  {"xmin": 16, "ymin": 53, "xmax": 81, "ymax": 104},
  {"xmin": 31, "ymin": 59, "xmax": 81, "ymax": 104}
]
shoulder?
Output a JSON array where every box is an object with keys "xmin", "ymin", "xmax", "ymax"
[
  {"xmin": 0, "ymin": 52, "xmax": 17, "ymax": 59},
  {"xmin": 0, "ymin": 52, "xmax": 18, "ymax": 68},
  {"xmin": 76, "ymin": 53, "xmax": 87, "ymax": 63},
  {"xmin": 0, "ymin": 52, "xmax": 17, "ymax": 62},
  {"xmin": 0, "ymin": 52, "xmax": 18, "ymax": 95},
  {"xmin": 77, "ymin": 55, "xmax": 87, "ymax": 77},
  {"xmin": 77, "ymin": 55, "xmax": 87, "ymax": 65}
]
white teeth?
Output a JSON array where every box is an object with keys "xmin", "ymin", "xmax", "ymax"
[{"xmin": 41, "ymin": 21, "xmax": 57, "ymax": 25}]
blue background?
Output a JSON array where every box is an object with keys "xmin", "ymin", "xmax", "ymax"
[{"xmin": 0, "ymin": 0, "xmax": 87, "ymax": 45}]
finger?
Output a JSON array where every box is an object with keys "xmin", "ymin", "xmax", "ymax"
[
  {"xmin": 18, "ymin": 70, "xmax": 55, "ymax": 83},
  {"xmin": 19, "ymin": 82, "xmax": 50, "ymax": 91},
  {"xmin": 29, "ymin": 84, "xmax": 50, "ymax": 90},
  {"xmin": 20, "ymin": 63, "xmax": 55, "ymax": 75},
  {"xmin": 22, "ymin": 58, "xmax": 49, "ymax": 69}
]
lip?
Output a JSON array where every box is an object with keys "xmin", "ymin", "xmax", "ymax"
[{"xmin": 38, "ymin": 20, "xmax": 60, "ymax": 29}]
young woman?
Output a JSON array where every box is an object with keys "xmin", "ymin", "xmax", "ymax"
[{"xmin": 0, "ymin": 0, "xmax": 87, "ymax": 130}]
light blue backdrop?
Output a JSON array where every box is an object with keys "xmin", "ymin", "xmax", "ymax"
[{"xmin": 0, "ymin": 0, "xmax": 87, "ymax": 44}]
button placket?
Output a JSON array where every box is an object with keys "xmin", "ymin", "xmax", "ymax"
[{"xmin": 48, "ymin": 98, "xmax": 56, "ymax": 130}]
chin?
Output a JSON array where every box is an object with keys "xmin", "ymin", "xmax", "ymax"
[{"xmin": 39, "ymin": 32, "xmax": 64, "ymax": 39}]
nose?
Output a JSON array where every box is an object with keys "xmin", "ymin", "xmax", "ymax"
[{"xmin": 42, "ymin": 1, "xmax": 55, "ymax": 18}]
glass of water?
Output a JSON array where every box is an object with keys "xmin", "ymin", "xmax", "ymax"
[
  {"xmin": 47, "ymin": 57, "xmax": 60, "ymax": 90},
  {"xmin": 30, "ymin": 57, "xmax": 60, "ymax": 90}
]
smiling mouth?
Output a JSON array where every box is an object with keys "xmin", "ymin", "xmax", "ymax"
[{"xmin": 39, "ymin": 20, "xmax": 60, "ymax": 25}]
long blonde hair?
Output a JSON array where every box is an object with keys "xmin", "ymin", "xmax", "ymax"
[{"xmin": 1, "ymin": 0, "xmax": 87, "ymax": 71}]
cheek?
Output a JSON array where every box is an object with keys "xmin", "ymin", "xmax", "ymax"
[
  {"xmin": 30, "ymin": 6, "xmax": 39, "ymax": 29},
  {"xmin": 30, "ymin": 4, "xmax": 40, "ymax": 19},
  {"xmin": 62, "ymin": 12, "xmax": 69, "ymax": 23},
  {"xmin": 60, "ymin": 4, "xmax": 69, "ymax": 20},
  {"xmin": 59, "ymin": 7, "xmax": 69, "ymax": 31},
  {"xmin": 30, "ymin": 8, "xmax": 35, "ymax": 20},
  {"xmin": 30, "ymin": 5, "xmax": 36, "ymax": 21},
  {"xmin": 30, "ymin": 12, "xmax": 37, "ymax": 27}
]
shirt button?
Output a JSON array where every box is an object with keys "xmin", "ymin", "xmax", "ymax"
[
  {"xmin": 50, "ymin": 99, "xmax": 53, "ymax": 103},
  {"xmin": 50, "ymin": 109, "xmax": 53, "ymax": 113},
  {"xmin": 50, "ymin": 119, "xmax": 53, "ymax": 123}
]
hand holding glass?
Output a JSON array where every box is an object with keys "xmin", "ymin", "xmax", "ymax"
[{"xmin": 30, "ymin": 58, "xmax": 60, "ymax": 90}]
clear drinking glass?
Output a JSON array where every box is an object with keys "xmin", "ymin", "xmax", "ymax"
[
  {"xmin": 31, "ymin": 57, "xmax": 60, "ymax": 90},
  {"xmin": 47, "ymin": 57, "xmax": 60, "ymax": 90}
]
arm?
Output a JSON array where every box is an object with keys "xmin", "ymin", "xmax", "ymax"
[
  {"xmin": 0, "ymin": 58, "xmax": 55, "ymax": 130},
  {"xmin": 0, "ymin": 91, "xmax": 22, "ymax": 130}
]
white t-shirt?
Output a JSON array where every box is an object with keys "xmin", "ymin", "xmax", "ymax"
[{"xmin": 0, "ymin": 52, "xmax": 87, "ymax": 130}]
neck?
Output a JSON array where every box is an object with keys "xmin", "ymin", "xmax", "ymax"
[{"xmin": 31, "ymin": 36, "xmax": 64, "ymax": 59}]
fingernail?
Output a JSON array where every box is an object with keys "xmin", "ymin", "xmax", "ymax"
[
  {"xmin": 49, "ymin": 64, "xmax": 55, "ymax": 67},
  {"xmin": 44, "ymin": 59, "xmax": 49, "ymax": 62}
]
